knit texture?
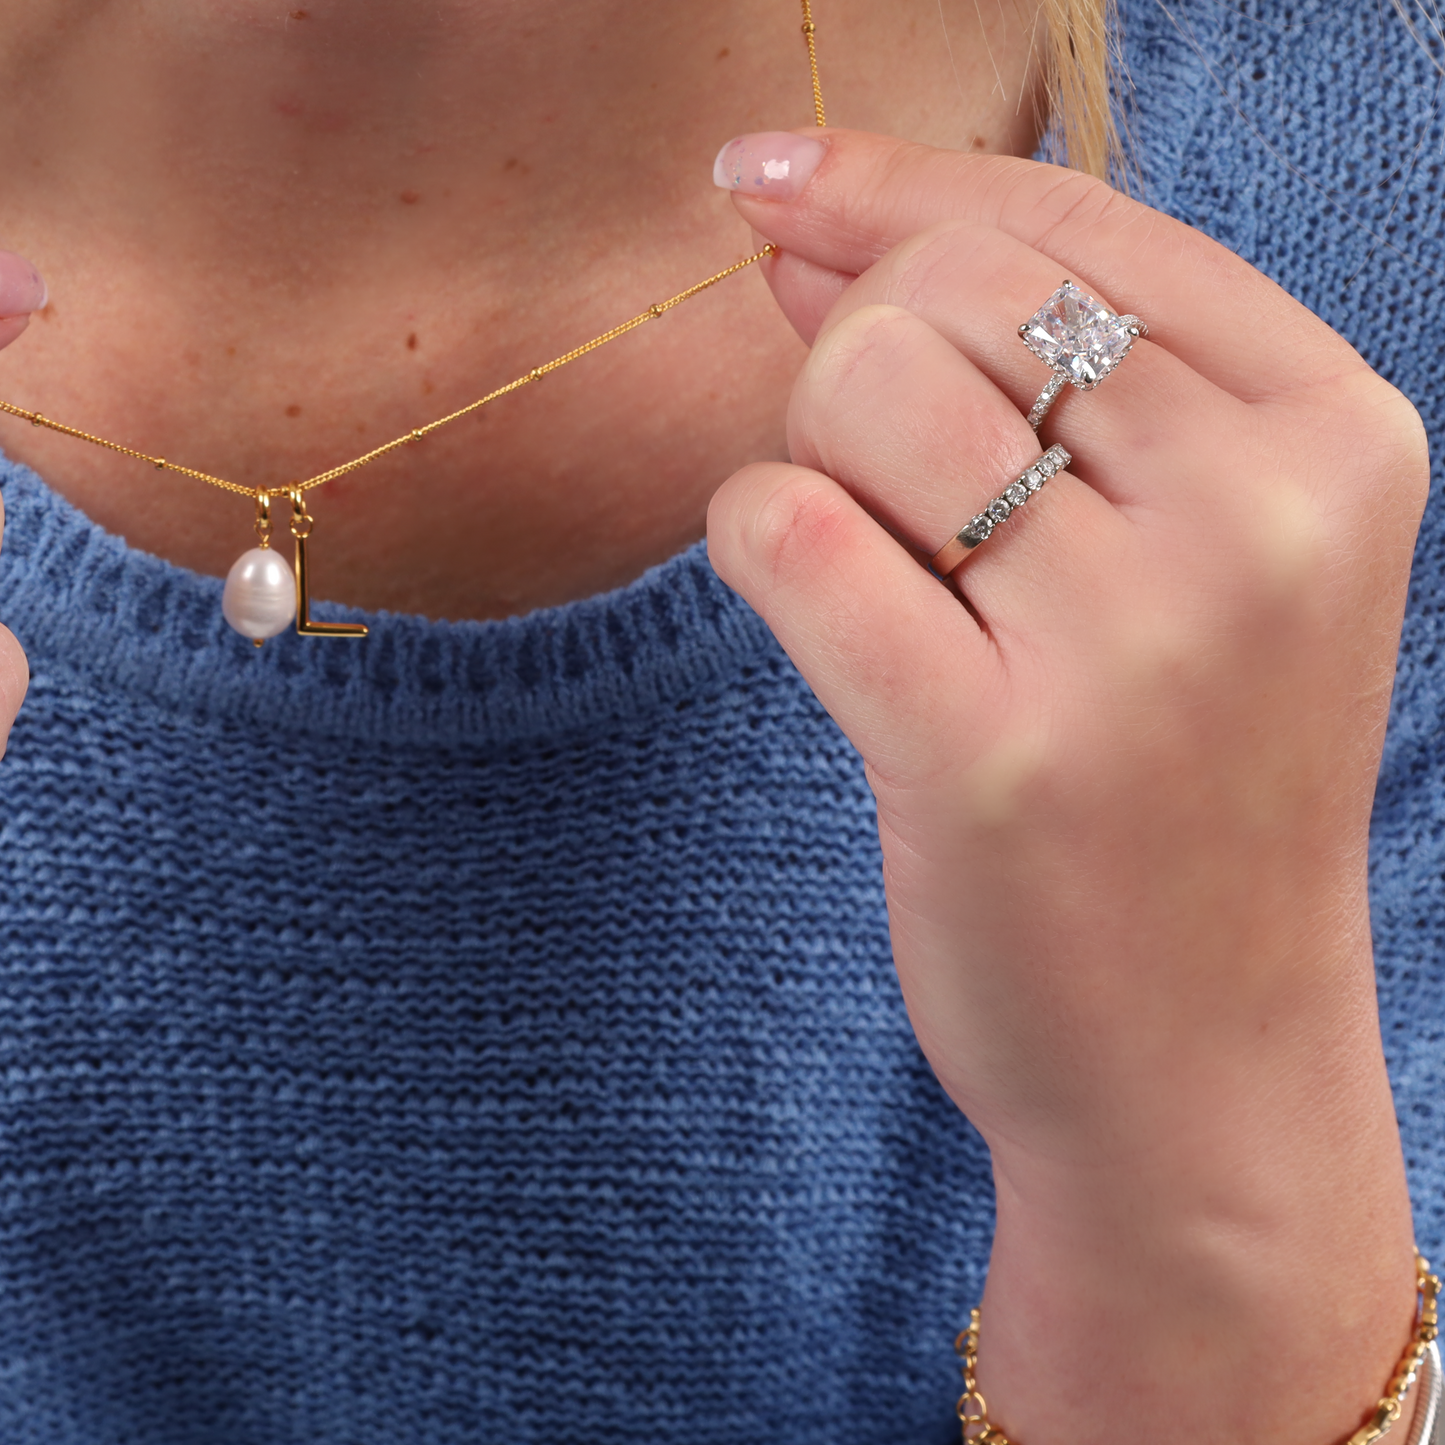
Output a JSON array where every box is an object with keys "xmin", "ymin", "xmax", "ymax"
[{"xmin": 0, "ymin": 4, "xmax": 1442, "ymax": 1441}]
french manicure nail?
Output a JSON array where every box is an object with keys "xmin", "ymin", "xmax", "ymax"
[
  {"xmin": 0, "ymin": 251, "xmax": 47, "ymax": 317},
  {"xmin": 712, "ymin": 132, "xmax": 826, "ymax": 200}
]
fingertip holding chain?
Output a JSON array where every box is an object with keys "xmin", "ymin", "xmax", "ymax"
[{"xmin": 956, "ymin": 1254, "xmax": 1441, "ymax": 1445}]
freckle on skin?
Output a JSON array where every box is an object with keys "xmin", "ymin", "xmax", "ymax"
[
  {"xmin": 406, "ymin": 333, "xmax": 418, "ymax": 351},
  {"xmin": 716, "ymin": 46, "xmax": 730, "ymax": 58},
  {"xmin": 422, "ymin": 379, "xmax": 434, "ymax": 395},
  {"xmin": 285, "ymin": 404, "xmax": 302, "ymax": 418},
  {"xmin": 290, "ymin": 9, "xmax": 308, "ymax": 18},
  {"xmin": 504, "ymin": 157, "xmax": 518, "ymax": 171},
  {"xmin": 972, "ymin": 135, "xmax": 988, "ymax": 150},
  {"xmin": 400, "ymin": 190, "xmax": 421, "ymax": 205}
]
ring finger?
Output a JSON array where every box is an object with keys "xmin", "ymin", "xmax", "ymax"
[
  {"xmin": 802, "ymin": 218, "xmax": 1264, "ymax": 516},
  {"xmin": 787, "ymin": 299, "xmax": 1138, "ymax": 646}
]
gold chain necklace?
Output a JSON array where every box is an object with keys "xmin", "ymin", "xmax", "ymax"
[{"xmin": 0, "ymin": 1, "xmax": 827, "ymax": 644}]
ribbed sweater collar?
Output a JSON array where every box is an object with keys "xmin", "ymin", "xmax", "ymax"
[{"xmin": 0, "ymin": 456, "xmax": 774, "ymax": 747}]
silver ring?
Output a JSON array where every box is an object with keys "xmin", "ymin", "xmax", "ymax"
[
  {"xmin": 930, "ymin": 444, "xmax": 1071, "ymax": 576},
  {"xmin": 1019, "ymin": 280, "xmax": 1147, "ymax": 432}
]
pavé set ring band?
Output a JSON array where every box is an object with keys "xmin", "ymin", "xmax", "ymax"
[
  {"xmin": 930, "ymin": 281, "xmax": 1147, "ymax": 578},
  {"xmin": 930, "ymin": 444, "xmax": 1072, "ymax": 575}
]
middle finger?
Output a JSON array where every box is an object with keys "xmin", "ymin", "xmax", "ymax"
[
  {"xmin": 787, "ymin": 299, "xmax": 1137, "ymax": 646},
  {"xmin": 815, "ymin": 219, "xmax": 1261, "ymax": 515}
]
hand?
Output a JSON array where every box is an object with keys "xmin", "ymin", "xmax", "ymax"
[
  {"xmin": 708, "ymin": 132, "xmax": 1429, "ymax": 1445},
  {"xmin": 0, "ymin": 247, "xmax": 43, "ymax": 755}
]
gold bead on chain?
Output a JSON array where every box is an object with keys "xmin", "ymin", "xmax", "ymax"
[
  {"xmin": 956, "ymin": 1253, "xmax": 1441, "ymax": 1445},
  {"xmin": 0, "ymin": 2, "xmax": 827, "ymax": 644}
]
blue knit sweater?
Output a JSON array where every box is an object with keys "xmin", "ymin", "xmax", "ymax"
[{"xmin": 0, "ymin": 4, "xmax": 1441, "ymax": 1442}]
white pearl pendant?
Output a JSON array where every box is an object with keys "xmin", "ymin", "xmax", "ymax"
[{"xmin": 222, "ymin": 546, "xmax": 297, "ymax": 642}]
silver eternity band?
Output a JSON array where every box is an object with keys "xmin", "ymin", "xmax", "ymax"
[
  {"xmin": 1020, "ymin": 280, "xmax": 1147, "ymax": 432},
  {"xmin": 930, "ymin": 444, "xmax": 1071, "ymax": 577}
]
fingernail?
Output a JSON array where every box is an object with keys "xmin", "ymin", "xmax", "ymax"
[
  {"xmin": 0, "ymin": 251, "xmax": 46, "ymax": 317},
  {"xmin": 712, "ymin": 132, "xmax": 825, "ymax": 200}
]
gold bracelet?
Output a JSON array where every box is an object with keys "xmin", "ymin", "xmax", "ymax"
[{"xmin": 955, "ymin": 1251, "xmax": 1441, "ymax": 1445}]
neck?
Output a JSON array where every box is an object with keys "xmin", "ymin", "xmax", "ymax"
[{"xmin": 0, "ymin": 0, "xmax": 1039, "ymax": 620}]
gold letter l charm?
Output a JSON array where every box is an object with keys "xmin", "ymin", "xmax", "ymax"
[{"xmin": 288, "ymin": 488, "xmax": 368, "ymax": 639}]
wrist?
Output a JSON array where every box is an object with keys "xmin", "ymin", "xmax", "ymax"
[{"xmin": 973, "ymin": 986, "xmax": 1417, "ymax": 1445}]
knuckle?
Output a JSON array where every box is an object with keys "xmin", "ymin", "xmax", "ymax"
[
  {"xmin": 792, "ymin": 302, "xmax": 922, "ymax": 453},
  {"xmin": 1367, "ymin": 382, "xmax": 1430, "ymax": 496},
  {"xmin": 1239, "ymin": 474, "xmax": 1330, "ymax": 599},
  {"xmin": 741, "ymin": 467, "xmax": 853, "ymax": 588},
  {"xmin": 806, "ymin": 302, "xmax": 919, "ymax": 388},
  {"xmin": 1026, "ymin": 169, "xmax": 1133, "ymax": 248},
  {"xmin": 1311, "ymin": 370, "xmax": 1430, "ymax": 512},
  {"xmin": 878, "ymin": 220, "xmax": 1003, "ymax": 310}
]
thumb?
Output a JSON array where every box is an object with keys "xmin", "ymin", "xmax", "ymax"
[{"xmin": 0, "ymin": 249, "xmax": 48, "ymax": 351}]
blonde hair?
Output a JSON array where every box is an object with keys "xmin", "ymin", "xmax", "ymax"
[{"xmin": 1040, "ymin": 0, "xmax": 1121, "ymax": 180}]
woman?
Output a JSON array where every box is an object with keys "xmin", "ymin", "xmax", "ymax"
[{"xmin": 0, "ymin": 1, "xmax": 1437, "ymax": 1441}]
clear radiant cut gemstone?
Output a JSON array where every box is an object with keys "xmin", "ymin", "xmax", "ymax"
[
  {"xmin": 987, "ymin": 498, "xmax": 1012, "ymax": 524},
  {"xmin": 1004, "ymin": 482, "xmax": 1029, "ymax": 508},
  {"xmin": 1022, "ymin": 468, "xmax": 1045, "ymax": 492},
  {"xmin": 1021, "ymin": 281, "xmax": 1136, "ymax": 389}
]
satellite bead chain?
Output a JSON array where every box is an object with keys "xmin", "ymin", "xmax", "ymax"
[
  {"xmin": 800, "ymin": 0, "xmax": 826, "ymax": 127},
  {"xmin": 0, "ymin": 244, "xmax": 781, "ymax": 505}
]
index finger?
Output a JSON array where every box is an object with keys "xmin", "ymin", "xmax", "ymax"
[{"xmin": 721, "ymin": 129, "xmax": 1366, "ymax": 404}]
